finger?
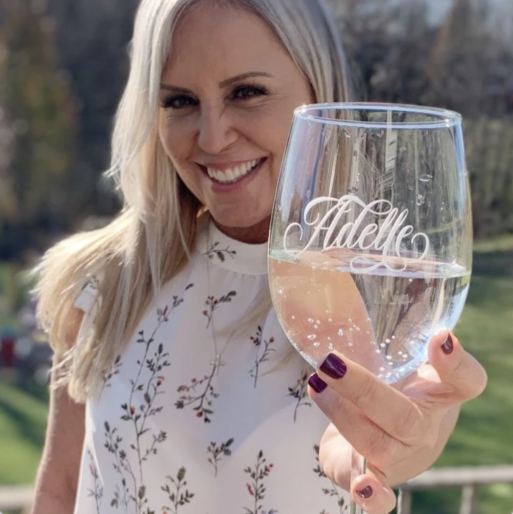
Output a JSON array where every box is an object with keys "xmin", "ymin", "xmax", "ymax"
[
  {"xmin": 426, "ymin": 330, "xmax": 488, "ymax": 401},
  {"xmin": 312, "ymin": 352, "xmax": 426, "ymax": 445},
  {"xmin": 351, "ymin": 468, "xmax": 396, "ymax": 514},
  {"xmin": 308, "ymin": 375, "xmax": 413, "ymax": 466}
]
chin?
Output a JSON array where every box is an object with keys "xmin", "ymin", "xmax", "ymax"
[{"xmin": 210, "ymin": 210, "xmax": 272, "ymax": 241}]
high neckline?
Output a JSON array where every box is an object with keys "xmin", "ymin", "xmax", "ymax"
[{"xmin": 197, "ymin": 215, "xmax": 268, "ymax": 276}]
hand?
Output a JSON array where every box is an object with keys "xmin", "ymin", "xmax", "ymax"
[{"xmin": 307, "ymin": 330, "xmax": 487, "ymax": 514}]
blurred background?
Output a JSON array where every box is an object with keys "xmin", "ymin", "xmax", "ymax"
[{"xmin": 0, "ymin": 0, "xmax": 512, "ymax": 512}]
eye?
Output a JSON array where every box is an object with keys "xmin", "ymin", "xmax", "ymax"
[
  {"xmin": 161, "ymin": 95, "xmax": 198, "ymax": 110},
  {"xmin": 231, "ymin": 85, "xmax": 268, "ymax": 100}
]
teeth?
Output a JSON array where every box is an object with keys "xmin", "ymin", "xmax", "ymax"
[{"xmin": 207, "ymin": 159, "xmax": 260, "ymax": 183}]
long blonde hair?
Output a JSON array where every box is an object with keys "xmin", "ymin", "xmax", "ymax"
[{"xmin": 34, "ymin": 0, "xmax": 352, "ymax": 402}]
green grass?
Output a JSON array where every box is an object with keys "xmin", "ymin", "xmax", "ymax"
[
  {"xmin": 408, "ymin": 236, "xmax": 513, "ymax": 514},
  {"xmin": 0, "ymin": 238, "xmax": 513, "ymax": 514},
  {"xmin": 0, "ymin": 379, "xmax": 48, "ymax": 486}
]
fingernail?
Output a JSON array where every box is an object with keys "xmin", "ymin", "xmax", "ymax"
[
  {"xmin": 442, "ymin": 333, "xmax": 454, "ymax": 355},
  {"xmin": 308, "ymin": 372, "xmax": 328, "ymax": 394},
  {"xmin": 357, "ymin": 485, "xmax": 373, "ymax": 499},
  {"xmin": 319, "ymin": 353, "xmax": 347, "ymax": 379}
]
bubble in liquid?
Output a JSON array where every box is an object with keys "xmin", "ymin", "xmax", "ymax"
[
  {"xmin": 416, "ymin": 194, "xmax": 425, "ymax": 206},
  {"xmin": 386, "ymin": 355, "xmax": 393, "ymax": 360},
  {"xmin": 291, "ymin": 315, "xmax": 296, "ymax": 320},
  {"xmin": 348, "ymin": 318, "xmax": 353, "ymax": 323},
  {"xmin": 328, "ymin": 343, "xmax": 334, "ymax": 351},
  {"xmin": 307, "ymin": 318, "xmax": 314, "ymax": 324},
  {"xmin": 328, "ymin": 318, "xmax": 333, "ymax": 323},
  {"xmin": 307, "ymin": 334, "xmax": 316, "ymax": 341},
  {"xmin": 419, "ymin": 174, "xmax": 433, "ymax": 182},
  {"xmin": 278, "ymin": 289, "xmax": 283, "ymax": 295},
  {"xmin": 366, "ymin": 318, "xmax": 371, "ymax": 322},
  {"xmin": 349, "ymin": 328, "xmax": 353, "ymax": 332},
  {"xmin": 380, "ymin": 343, "xmax": 386, "ymax": 348},
  {"xmin": 379, "ymin": 367, "xmax": 386, "ymax": 372},
  {"xmin": 313, "ymin": 342, "xmax": 320, "ymax": 348},
  {"xmin": 375, "ymin": 349, "xmax": 381, "ymax": 354},
  {"xmin": 385, "ymin": 338, "xmax": 391, "ymax": 343},
  {"xmin": 314, "ymin": 325, "xmax": 319, "ymax": 330},
  {"xmin": 338, "ymin": 328, "xmax": 344, "ymax": 336}
]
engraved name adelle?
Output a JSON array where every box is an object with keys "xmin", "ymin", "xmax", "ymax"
[{"xmin": 283, "ymin": 194, "xmax": 430, "ymax": 272}]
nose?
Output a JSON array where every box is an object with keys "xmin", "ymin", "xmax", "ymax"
[{"xmin": 197, "ymin": 106, "xmax": 239, "ymax": 155}]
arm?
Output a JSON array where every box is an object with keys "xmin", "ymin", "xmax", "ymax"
[{"xmin": 31, "ymin": 308, "xmax": 86, "ymax": 514}]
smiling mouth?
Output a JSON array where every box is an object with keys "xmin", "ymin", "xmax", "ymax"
[{"xmin": 203, "ymin": 158, "xmax": 265, "ymax": 184}]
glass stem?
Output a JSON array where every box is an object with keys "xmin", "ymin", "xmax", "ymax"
[{"xmin": 349, "ymin": 450, "xmax": 368, "ymax": 514}]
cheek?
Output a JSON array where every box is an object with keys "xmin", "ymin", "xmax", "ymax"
[
  {"xmin": 159, "ymin": 116, "xmax": 191, "ymax": 163},
  {"xmin": 158, "ymin": 119, "xmax": 204, "ymax": 196},
  {"xmin": 246, "ymin": 111, "xmax": 293, "ymax": 169}
]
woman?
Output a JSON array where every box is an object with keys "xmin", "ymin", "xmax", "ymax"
[{"xmin": 32, "ymin": 0, "xmax": 487, "ymax": 513}]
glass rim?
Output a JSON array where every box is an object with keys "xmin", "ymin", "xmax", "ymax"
[{"xmin": 294, "ymin": 102, "xmax": 462, "ymax": 129}]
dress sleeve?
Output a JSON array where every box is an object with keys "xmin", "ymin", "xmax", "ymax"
[
  {"xmin": 74, "ymin": 275, "xmax": 101, "ymax": 314},
  {"xmin": 73, "ymin": 274, "xmax": 103, "ymax": 345}
]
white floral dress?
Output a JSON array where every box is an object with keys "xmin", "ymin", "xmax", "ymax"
[{"xmin": 72, "ymin": 216, "xmax": 349, "ymax": 514}]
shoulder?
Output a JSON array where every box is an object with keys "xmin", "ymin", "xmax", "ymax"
[{"xmin": 73, "ymin": 273, "xmax": 103, "ymax": 315}]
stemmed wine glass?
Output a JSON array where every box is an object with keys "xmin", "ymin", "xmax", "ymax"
[{"xmin": 268, "ymin": 103, "xmax": 472, "ymax": 513}]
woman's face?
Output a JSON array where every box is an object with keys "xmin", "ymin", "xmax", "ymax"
[{"xmin": 159, "ymin": 2, "xmax": 313, "ymax": 243}]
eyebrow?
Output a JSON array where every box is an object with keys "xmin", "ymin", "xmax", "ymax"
[{"xmin": 159, "ymin": 71, "xmax": 274, "ymax": 93}]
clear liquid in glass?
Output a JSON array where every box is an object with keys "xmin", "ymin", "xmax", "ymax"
[{"xmin": 269, "ymin": 248, "xmax": 470, "ymax": 383}]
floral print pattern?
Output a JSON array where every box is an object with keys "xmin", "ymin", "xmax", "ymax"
[
  {"xmin": 161, "ymin": 467, "xmax": 195, "ymax": 514},
  {"xmin": 288, "ymin": 369, "xmax": 312, "ymax": 422},
  {"xmin": 73, "ymin": 222, "xmax": 348, "ymax": 514},
  {"xmin": 204, "ymin": 241, "xmax": 237, "ymax": 262},
  {"xmin": 249, "ymin": 326, "xmax": 276, "ymax": 387},
  {"xmin": 87, "ymin": 449, "xmax": 103, "ymax": 513},
  {"xmin": 207, "ymin": 438, "xmax": 234, "ymax": 476},
  {"xmin": 244, "ymin": 450, "xmax": 277, "ymax": 514}
]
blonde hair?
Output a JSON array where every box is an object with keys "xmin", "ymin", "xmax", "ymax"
[{"xmin": 34, "ymin": 0, "xmax": 352, "ymax": 402}]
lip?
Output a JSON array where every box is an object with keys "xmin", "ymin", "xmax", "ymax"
[{"xmin": 198, "ymin": 157, "xmax": 267, "ymax": 192}]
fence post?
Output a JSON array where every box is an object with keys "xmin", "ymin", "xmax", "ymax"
[
  {"xmin": 459, "ymin": 484, "xmax": 479, "ymax": 514},
  {"xmin": 397, "ymin": 488, "xmax": 412, "ymax": 514}
]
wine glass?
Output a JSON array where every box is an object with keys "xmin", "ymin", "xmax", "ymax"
[{"xmin": 268, "ymin": 103, "xmax": 472, "ymax": 513}]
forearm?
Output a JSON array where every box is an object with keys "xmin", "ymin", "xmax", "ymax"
[
  {"xmin": 31, "ymin": 488, "xmax": 76, "ymax": 514},
  {"xmin": 389, "ymin": 404, "xmax": 460, "ymax": 486}
]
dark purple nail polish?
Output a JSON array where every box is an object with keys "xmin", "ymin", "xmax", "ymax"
[
  {"xmin": 308, "ymin": 373, "xmax": 328, "ymax": 394},
  {"xmin": 320, "ymin": 353, "xmax": 347, "ymax": 379},
  {"xmin": 357, "ymin": 485, "xmax": 373, "ymax": 499},
  {"xmin": 442, "ymin": 334, "xmax": 454, "ymax": 355}
]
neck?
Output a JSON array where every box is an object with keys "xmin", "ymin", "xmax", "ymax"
[{"xmin": 213, "ymin": 216, "xmax": 270, "ymax": 244}]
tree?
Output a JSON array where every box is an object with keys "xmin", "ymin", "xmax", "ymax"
[{"xmin": 0, "ymin": 0, "xmax": 76, "ymax": 259}]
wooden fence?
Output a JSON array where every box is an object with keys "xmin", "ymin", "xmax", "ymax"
[{"xmin": 397, "ymin": 465, "xmax": 513, "ymax": 514}]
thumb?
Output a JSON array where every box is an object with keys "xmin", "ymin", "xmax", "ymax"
[{"xmin": 427, "ymin": 330, "xmax": 487, "ymax": 401}]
